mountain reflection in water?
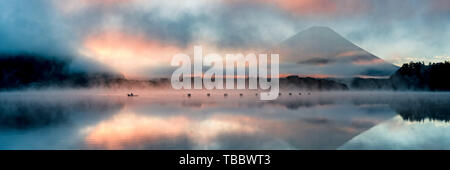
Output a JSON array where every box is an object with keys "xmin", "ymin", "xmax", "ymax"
[{"xmin": 0, "ymin": 91, "xmax": 449, "ymax": 150}]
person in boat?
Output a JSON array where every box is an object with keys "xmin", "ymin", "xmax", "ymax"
[{"xmin": 127, "ymin": 92, "xmax": 137, "ymax": 97}]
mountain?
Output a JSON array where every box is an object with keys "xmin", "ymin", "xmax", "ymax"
[{"xmin": 276, "ymin": 26, "xmax": 398, "ymax": 77}]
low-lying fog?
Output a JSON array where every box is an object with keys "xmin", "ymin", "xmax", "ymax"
[{"xmin": 1, "ymin": 89, "xmax": 450, "ymax": 150}]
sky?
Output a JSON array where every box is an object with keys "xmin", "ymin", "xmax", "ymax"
[{"xmin": 0, "ymin": 0, "xmax": 449, "ymax": 78}]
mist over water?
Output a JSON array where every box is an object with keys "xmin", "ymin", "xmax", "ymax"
[{"xmin": 0, "ymin": 89, "xmax": 449, "ymax": 150}]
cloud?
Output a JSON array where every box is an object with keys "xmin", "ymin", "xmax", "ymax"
[
  {"xmin": 0, "ymin": 0, "xmax": 449, "ymax": 77},
  {"xmin": 428, "ymin": 0, "xmax": 450, "ymax": 12},
  {"xmin": 0, "ymin": 0, "xmax": 75, "ymax": 56},
  {"xmin": 251, "ymin": 0, "xmax": 368, "ymax": 16},
  {"xmin": 51, "ymin": 0, "xmax": 134, "ymax": 15},
  {"xmin": 80, "ymin": 30, "xmax": 182, "ymax": 78}
]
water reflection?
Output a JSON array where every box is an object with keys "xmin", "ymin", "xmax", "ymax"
[
  {"xmin": 0, "ymin": 96, "xmax": 123, "ymax": 130},
  {"xmin": 390, "ymin": 98, "xmax": 450, "ymax": 122},
  {"xmin": 84, "ymin": 112, "xmax": 261, "ymax": 149},
  {"xmin": 340, "ymin": 94, "xmax": 450, "ymax": 150},
  {"xmin": 0, "ymin": 91, "xmax": 449, "ymax": 149},
  {"xmin": 340, "ymin": 116, "xmax": 450, "ymax": 150}
]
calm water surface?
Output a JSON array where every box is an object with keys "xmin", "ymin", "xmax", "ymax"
[{"xmin": 0, "ymin": 90, "xmax": 449, "ymax": 150}]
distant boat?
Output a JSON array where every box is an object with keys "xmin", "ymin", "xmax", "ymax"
[{"xmin": 127, "ymin": 93, "xmax": 138, "ymax": 97}]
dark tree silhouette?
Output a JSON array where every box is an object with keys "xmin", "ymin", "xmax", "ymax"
[
  {"xmin": 0, "ymin": 53, "xmax": 124, "ymax": 90},
  {"xmin": 351, "ymin": 61, "xmax": 450, "ymax": 91},
  {"xmin": 391, "ymin": 61, "xmax": 450, "ymax": 91}
]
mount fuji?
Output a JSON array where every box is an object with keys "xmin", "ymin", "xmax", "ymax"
[{"xmin": 276, "ymin": 26, "xmax": 398, "ymax": 78}]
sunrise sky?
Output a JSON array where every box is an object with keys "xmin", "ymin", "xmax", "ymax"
[{"xmin": 0, "ymin": 0, "xmax": 449, "ymax": 78}]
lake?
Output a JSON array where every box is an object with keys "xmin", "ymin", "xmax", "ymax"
[{"xmin": 0, "ymin": 90, "xmax": 449, "ymax": 150}]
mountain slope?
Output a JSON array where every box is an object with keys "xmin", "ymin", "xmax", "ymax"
[{"xmin": 276, "ymin": 26, "xmax": 398, "ymax": 77}]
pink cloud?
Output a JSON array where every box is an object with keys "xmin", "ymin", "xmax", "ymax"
[
  {"xmin": 429, "ymin": 0, "xmax": 450, "ymax": 12},
  {"xmin": 250, "ymin": 0, "xmax": 369, "ymax": 16},
  {"xmin": 81, "ymin": 31, "xmax": 181, "ymax": 78}
]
